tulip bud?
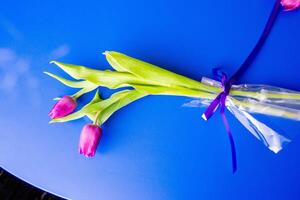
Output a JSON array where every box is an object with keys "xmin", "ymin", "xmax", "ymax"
[
  {"xmin": 49, "ymin": 96, "xmax": 77, "ymax": 119},
  {"xmin": 79, "ymin": 124, "xmax": 102, "ymax": 157},
  {"xmin": 281, "ymin": 0, "xmax": 300, "ymax": 11}
]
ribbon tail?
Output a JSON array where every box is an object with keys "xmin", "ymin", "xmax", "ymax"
[
  {"xmin": 220, "ymin": 112, "xmax": 237, "ymax": 173},
  {"xmin": 202, "ymin": 93, "xmax": 222, "ymax": 121},
  {"xmin": 220, "ymin": 96, "xmax": 237, "ymax": 173}
]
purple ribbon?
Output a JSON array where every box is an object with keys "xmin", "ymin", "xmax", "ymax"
[
  {"xmin": 202, "ymin": 72, "xmax": 237, "ymax": 173},
  {"xmin": 202, "ymin": 0, "xmax": 282, "ymax": 173}
]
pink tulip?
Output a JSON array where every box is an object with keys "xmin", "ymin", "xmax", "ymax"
[
  {"xmin": 79, "ymin": 124, "xmax": 102, "ymax": 157},
  {"xmin": 281, "ymin": 0, "xmax": 300, "ymax": 11},
  {"xmin": 49, "ymin": 96, "xmax": 77, "ymax": 119}
]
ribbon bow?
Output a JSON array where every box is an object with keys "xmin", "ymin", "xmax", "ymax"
[
  {"xmin": 202, "ymin": 70, "xmax": 237, "ymax": 173},
  {"xmin": 201, "ymin": 0, "xmax": 283, "ymax": 173}
]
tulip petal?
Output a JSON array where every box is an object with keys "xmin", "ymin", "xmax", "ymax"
[
  {"xmin": 50, "ymin": 90, "xmax": 102, "ymax": 123},
  {"xmin": 281, "ymin": 0, "xmax": 300, "ymax": 11},
  {"xmin": 78, "ymin": 124, "xmax": 102, "ymax": 157},
  {"xmin": 49, "ymin": 96, "xmax": 77, "ymax": 119}
]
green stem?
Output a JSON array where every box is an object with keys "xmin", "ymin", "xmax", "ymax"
[
  {"xmin": 230, "ymin": 89, "xmax": 300, "ymax": 100},
  {"xmin": 130, "ymin": 85, "xmax": 300, "ymax": 121},
  {"xmin": 93, "ymin": 111, "xmax": 101, "ymax": 125}
]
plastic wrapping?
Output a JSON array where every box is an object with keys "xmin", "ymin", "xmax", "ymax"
[{"xmin": 184, "ymin": 77, "xmax": 300, "ymax": 153}]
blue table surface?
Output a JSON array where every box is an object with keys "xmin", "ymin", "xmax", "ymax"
[{"xmin": 1, "ymin": 1, "xmax": 300, "ymax": 200}]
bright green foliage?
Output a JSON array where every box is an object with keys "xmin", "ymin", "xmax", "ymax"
[{"xmin": 46, "ymin": 51, "xmax": 300, "ymax": 125}]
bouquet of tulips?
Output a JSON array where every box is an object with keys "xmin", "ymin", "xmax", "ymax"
[
  {"xmin": 46, "ymin": 1, "xmax": 300, "ymax": 172},
  {"xmin": 46, "ymin": 51, "xmax": 300, "ymax": 158}
]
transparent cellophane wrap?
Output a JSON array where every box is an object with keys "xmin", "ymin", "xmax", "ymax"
[{"xmin": 184, "ymin": 77, "xmax": 300, "ymax": 153}]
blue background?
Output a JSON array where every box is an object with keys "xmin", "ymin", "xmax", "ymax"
[{"xmin": 0, "ymin": 0, "xmax": 300, "ymax": 199}]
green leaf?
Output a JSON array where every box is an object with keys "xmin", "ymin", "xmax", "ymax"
[
  {"xmin": 96, "ymin": 90, "xmax": 146, "ymax": 125},
  {"xmin": 72, "ymin": 85, "xmax": 99, "ymax": 99},
  {"xmin": 132, "ymin": 84, "xmax": 215, "ymax": 99},
  {"xmin": 50, "ymin": 61, "xmax": 156, "ymax": 89},
  {"xmin": 104, "ymin": 51, "xmax": 219, "ymax": 93},
  {"xmin": 90, "ymin": 89, "xmax": 102, "ymax": 102},
  {"xmin": 44, "ymin": 71, "xmax": 94, "ymax": 88},
  {"xmin": 83, "ymin": 90, "xmax": 134, "ymax": 114},
  {"xmin": 49, "ymin": 109, "xmax": 86, "ymax": 123},
  {"xmin": 52, "ymin": 86, "xmax": 98, "ymax": 101},
  {"xmin": 87, "ymin": 90, "xmax": 147, "ymax": 125},
  {"xmin": 81, "ymin": 89, "xmax": 146, "ymax": 124}
]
